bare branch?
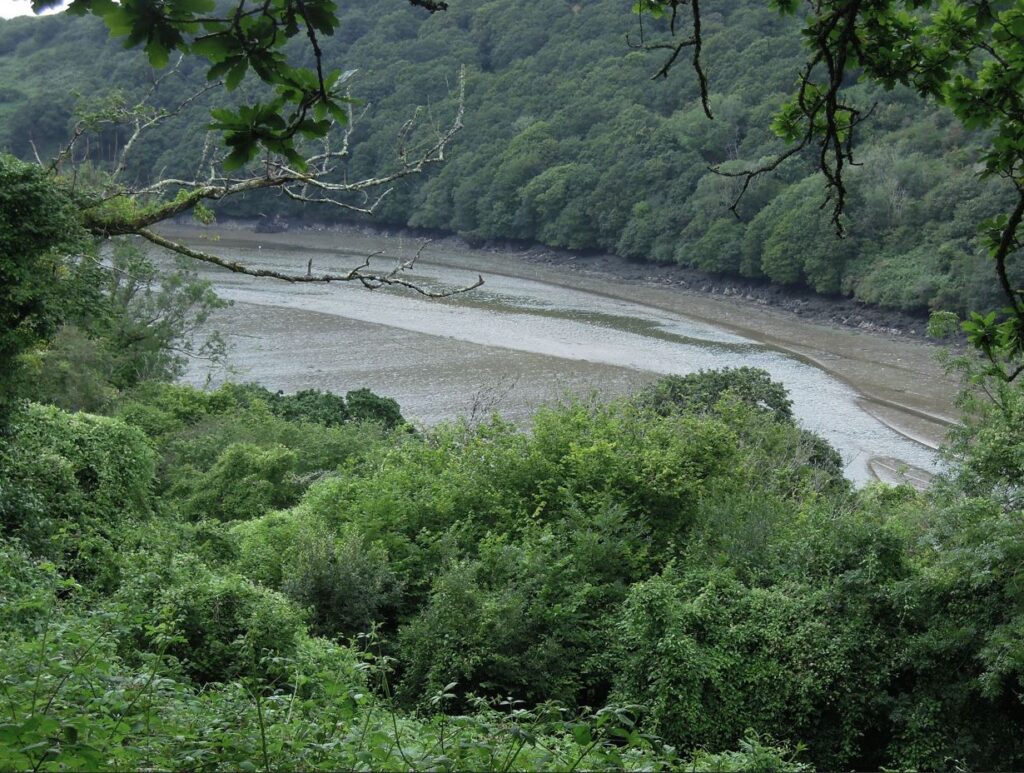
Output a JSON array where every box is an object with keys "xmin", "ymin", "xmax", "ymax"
[
  {"xmin": 136, "ymin": 228, "xmax": 483, "ymax": 298},
  {"xmin": 114, "ymin": 80, "xmax": 224, "ymax": 183},
  {"xmin": 52, "ymin": 61, "xmax": 475, "ymax": 298},
  {"xmin": 280, "ymin": 184, "xmax": 394, "ymax": 215},
  {"xmin": 712, "ymin": 144, "xmax": 809, "ymax": 218},
  {"xmin": 630, "ymin": 0, "xmax": 712, "ymax": 119},
  {"xmin": 50, "ymin": 123, "xmax": 88, "ymax": 174},
  {"xmin": 641, "ymin": 0, "xmax": 880, "ymax": 231},
  {"xmin": 29, "ymin": 139, "xmax": 44, "ymax": 167},
  {"xmin": 80, "ymin": 67, "xmax": 466, "ymax": 241}
]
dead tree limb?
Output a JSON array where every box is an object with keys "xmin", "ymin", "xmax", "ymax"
[{"xmin": 137, "ymin": 229, "xmax": 484, "ymax": 298}]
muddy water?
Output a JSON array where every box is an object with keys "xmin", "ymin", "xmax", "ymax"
[{"xmin": 164, "ymin": 225, "xmax": 958, "ymax": 485}]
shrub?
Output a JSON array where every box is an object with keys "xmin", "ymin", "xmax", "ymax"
[
  {"xmin": 0, "ymin": 404, "xmax": 154, "ymax": 586},
  {"xmin": 397, "ymin": 510, "xmax": 649, "ymax": 710},
  {"xmin": 0, "ymin": 155, "xmax": 91, "ymax": 426},
  {"xmin": 345, "ymin": 387, "xmax": 405, "ymax": 428},
  {"xmin": 527, "ymin": 401, "xmax": 739, "ymax": 531},
  {"xmin": 232, "ymin": 511, "xmax": 302, "ymax": 588},
  {"xmin": 116, "ymin": 554, "xmax": 306, "ymax": 684},
  {"xmin": 118, "ymin": 383, "xmax": 390, "ymax": 507},
  {"xmin": 884, "ymin": 498, "xmax": 1024, "ymax": 770},
  {"xmin": 612, "ymin": 554, "xmax": 907, "ymax": 769},
  {"xmin": 283, "ymin": 526, "xmax": 403, "ymax": 638},
  {"xmin": 686, "ymin": 730, "xmax": 813, "ymax": 772},
  {"xmin": 0, "ymin": 538, "xmax": 72, "ymax": 634},
  {"xmin": 637, "ymin": 368, "xmax": 794, "ymax": 422},
  {"xmin": 178, "ymin": 442, "xmax": 299, "ymax": 522},
  {"xmin": 279, "ymin": 388, "xmax": 352, "ymax": 425},
  {"xmin": 115, "ymin": 381, "xmax": 241, "ymax": 438},
  {"xmin": 942, "ymin": 379, "xmax": 1024, "ymax": 507}
]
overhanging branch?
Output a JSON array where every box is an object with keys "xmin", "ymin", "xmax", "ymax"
[{"xmin": 137, "ymin": 229, "xmax": 484, "ymax": 298}]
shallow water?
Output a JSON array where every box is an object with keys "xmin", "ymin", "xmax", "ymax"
[{"xmin": 171, "ymin": 228, "xmax": 945, "ymax": 484}]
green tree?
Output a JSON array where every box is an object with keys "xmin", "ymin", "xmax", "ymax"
[
  {"xmin": 0, "ymin": 155, "xmax": 92, "ymax": 425},
  {"xmin": 30, "ymin": 238, "xmax": 229, "ymax": 412},
  {"xmin": 12, "ymin": 0, "xmax": 1022, "ymax": 328}
]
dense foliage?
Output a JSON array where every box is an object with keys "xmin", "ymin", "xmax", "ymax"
[
  {"xmin": 0, "ymin": 155, "xmax": 92, "ymax": 424},
  {"xmin": 1, "ymin": 0, "xmax": 1022, "ymax": 317},
  {"xmin": 3, "ymin": 351, "xmax": 1024, "ymax": 769}
]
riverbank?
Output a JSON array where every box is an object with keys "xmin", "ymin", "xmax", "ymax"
[
  {"xmin": 512, "ymin": 244, "xmax": 933, "ymax": 339},
  {"xmin": 215, "ymin": 219, "xmax": 938, "ymax": 339}
]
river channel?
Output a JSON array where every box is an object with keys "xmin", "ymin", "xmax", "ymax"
[{"xmin": 163, "ymin": 224, "xmax": 959, "ymax": 485}]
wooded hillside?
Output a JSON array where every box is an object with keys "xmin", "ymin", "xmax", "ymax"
[{"xmin": 0, "ymin": 0, "xmax": 1016, "ymax": 313}]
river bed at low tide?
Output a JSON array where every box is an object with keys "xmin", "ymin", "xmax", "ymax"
[{"xmin": 164, "ymin": 225, "xmax": 959, "ymax": 485}]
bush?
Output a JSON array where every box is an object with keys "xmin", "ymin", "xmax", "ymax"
[
  {"xmin": 0, "ymin": 538, "xmax": 73, "ymax": 633},
  {"xmin": 116, "ymin": 554, "xmax": 306, "ymax": 684},
  {"xmin": 290, "ymin": 402, "xmax": 738, "ymax": 619},
  {"xmin": 178, "ymin": 442, "xmax": 299, "ymax": 522},
  {"xmin": 116, "ymin": 383, "xmax": 392, "ymax": 509},
  {"xmin": 345, "ymin": 387, "xmax": 405, "ymax": 428},
  {"xmin": 272, "ymin": 388, "xmax": 351, "ymax": 426},
  {"xmin": 885, "ymin": 497, "xmax": 1024, "ymax": 770},
  {"xmin": 115, "ymin": 381, "xmax": 238, "ymax": 439},
  {"xmin": 283, "ymin": 526, "xmax": 403, "ymax": 638},
  {"xmin": 701, "ymin": 397, "xmax": 848, "ymax": 498},
  {"xmin": 232, "ymin": 511, "xmax": 302, "ymax": 588},
  {"xmin": 526, "ymin": 401, "xmax": 739, "ymax": 530},
  {"xmin": 686, "ymin": 730, "xmax": 813, "ymax": 772},
  {"xmin": 0, "ymin": 404, "xmax": 154, "ymax": 586},
  {"xmin": 612, "ymin": 563, "xmax": 903, "ymax": 769},
  {"xmin": 0, "ymin": 154, "xmax": 91, "ymax": 425},
  {"xmin": 396, "ymin": 519, "xmax": 639, "ymax": 709},
  {"xmin": 637, "ymin": 368, "xmax": 794, "ymax": 422},
  {"xmin": 942, "ymin": 380, "xmax": 1024, "ymax": 507}
]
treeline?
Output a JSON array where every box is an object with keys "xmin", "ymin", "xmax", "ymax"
[{"xmin": 1, "ymin": 0, "xmax": 1020, "ymax": 314}]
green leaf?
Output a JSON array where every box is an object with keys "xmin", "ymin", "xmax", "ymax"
[
  {"xmin": 0, "ymin": 724, "xmax": 21, "ymax": 744},
  {"xmin": 66, "ymin": 0, "xmax": 115, "ymax": 15},
  {"xmin": 326, "ymin": 100, "xmax": 350, "ymax": 125},
  {"xmin": 101, "ymin": 6, "xmax": 133, "ymax": 36},
  {"xmin": 171, "ymin": 0, "xmax": 216, "ymax": 14},
  {"xmin": 191, "ymin": 35, "xmax": 233, "ymax": 61},
  {"xmin": 225, "ymin": 61, "xmax": 248, "ymax": 90},
  {"xmin": 222, "ymin": 144, "xmax": 254, "ymax": 171},
  {"xmin": 145, "ymin": 39, "xmax": 171, "ymax": 69},
  {"xmin": 295, "ymin": 118, "xmax": 331, "ymax": 138},
  {"xmin": 571, "ymin": 723, "xmax": 592, "ymax": 746}
]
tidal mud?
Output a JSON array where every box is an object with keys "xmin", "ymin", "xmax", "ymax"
[{"xmin": 160, "ymin": 223, "xmax": 959, "ymax": 485}]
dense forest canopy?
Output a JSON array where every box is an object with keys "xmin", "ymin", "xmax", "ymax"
[{"xmin": 2, "ymin": 0, "xmax": 1022, "ymax": 323}]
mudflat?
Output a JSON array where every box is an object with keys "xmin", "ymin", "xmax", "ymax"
[{"xmin": 159, "ymin": 222, "xmax": 960, "ymax": 484}]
